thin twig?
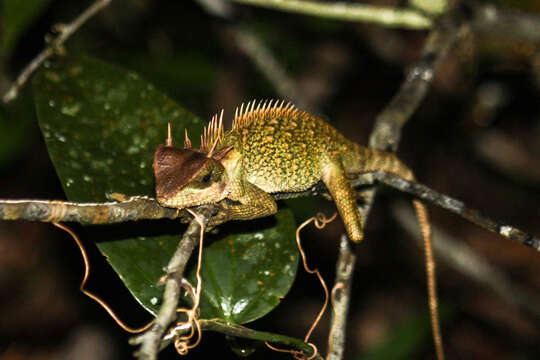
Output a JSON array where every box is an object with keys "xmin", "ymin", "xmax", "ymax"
[
  {"xmin": 369, "ymin": 17, "xmax": 469, "ymax": 151},
  {"xmin": 375, "ymin": 173, "xmax": 540, "ymax": 251},
  {"xmin": 194, "ymin": 0, "xmax": 310, "ymax": 109},
  {"xmin": 129, "ymin": 205, "xmax": 214, "ymax": 360},
  {"xmin": 393, "ymin": 203, "xmax": 540, "ymax": 318},
  {"xmin": 231, "ymin": 27, "xmax": 308, "ymax": 109},
  {"xmin": 327, "ymin": 235, "xmax": 356, "ymax": 360},
  {"xmin": 232, "ymin": 0, "xmax": 433, "ymax": 29},
  {"xmin": 3, "ymin": 0, "xmax": 112, "ymax": 103}
]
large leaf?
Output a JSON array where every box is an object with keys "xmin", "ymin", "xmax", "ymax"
[{"xmin": 33, "ymin": 56, "xmax": 298, "ymax": 322}]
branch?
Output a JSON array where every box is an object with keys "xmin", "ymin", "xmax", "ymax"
[
  {"xmin": 369, "ymin": 15, "xmax": 469, "ymax": 151},
  {"xmin": 327, "ymin": 235, "xmax": 356, "ymax": 360},
  {"xmin": 2, "ymin": 174, "xmax": 536, "ymax": 253},
  {"xmin": 0, "ymin": 183, "xmax": 357, "ymax": 224},
  {"xmin": 0, "ymin": 197, "xmax": 185, "ymax": 223},
  {"xmin": 3, "ymin": 0, "xmax": 112, "ymax": 103},
  {"xmin": 0, "ymin": 188, "xmax": 333, "ymax": 224},
  {"xmin": 359, "ymin": 6, "xmax": 468, "ymax": 231},
  {"xmin": 376, "ymin": 173, "xmax": 540, "ymax": 251},
  {"xmin": 130, "ymin": 205, "xmax": 214, "ymax": 360},
  {"xmin": 232, "ymin": 0, "xmax": 433, "ymax": 29}
]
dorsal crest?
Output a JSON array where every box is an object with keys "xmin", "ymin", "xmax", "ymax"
[{"xmin": 232, "ymin": 99, "xmax": 298, "ymax": 130}]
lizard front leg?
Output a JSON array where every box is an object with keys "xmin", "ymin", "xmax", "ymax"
[
  {"xmin": 322, "ymin": 156, "xmax": 364, "ymax": 242},
  {"xmin": 209, "ymin": 181, "xmax": 278, "ymax": 226}
]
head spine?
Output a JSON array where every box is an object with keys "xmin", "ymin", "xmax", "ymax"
[{"xmin": 200, "ymin": 109, "xmax": 224, "ymax": 153}]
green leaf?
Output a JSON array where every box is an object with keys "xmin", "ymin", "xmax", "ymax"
[
  {"xmin": 2, "ymin": 0, "xmax": 53, "ymax": 56},
  {"xmin": 33, "ymin": 56, "xmax": 298, "ymax": 322},
  {"xmin": 34, "ymin": 56, "xmax": 202, "ymax": 202},
  {"xmin": 192, "ymin": 210, "xmax": 298, "ymax": 323}
]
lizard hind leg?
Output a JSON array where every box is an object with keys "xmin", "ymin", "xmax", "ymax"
[{"xmin": 321, "ymin": 157, "xmax": 364, "ymax": 243}]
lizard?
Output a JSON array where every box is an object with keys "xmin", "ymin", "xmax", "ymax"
[{"xmin": 152, "ymin": 99, "xmax": 444, "ymax": 360}]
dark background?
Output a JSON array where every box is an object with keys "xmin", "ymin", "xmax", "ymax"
[{"xmin": 0, "ymin": 1, "xmax": 539, "ymax": 359}]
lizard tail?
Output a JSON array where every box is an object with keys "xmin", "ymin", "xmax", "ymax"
[
  {"xmin": 344, "ymin": 143, "xmax": 415, "ymax": 179},
  {"xmin": 345, "ymin": 143, "xmax": 445, "ymax": 360},
  {"xmin": 413, "ymin": 199, "xmax": 445, "ymax": 360}
]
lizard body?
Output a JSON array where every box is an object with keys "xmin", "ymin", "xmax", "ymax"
[
  {"xmin": 152, "ymin": 100, "xmax": 444, "ymax": 360},
  {"xmin": 153, "ymin": 100, "xmax": 415, "ymax": 243}
]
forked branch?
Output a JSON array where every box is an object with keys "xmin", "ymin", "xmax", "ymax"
[{"xmin": 130, "ymin": 205, "xmax": 214, "ymax": 360}]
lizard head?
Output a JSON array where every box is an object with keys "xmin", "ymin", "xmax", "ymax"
[{"xmin": 153, "ymin": 125, "xmax": 233, "ymax": 209}]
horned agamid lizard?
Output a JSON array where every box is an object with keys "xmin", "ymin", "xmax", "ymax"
[
  {"xmin": 152, "ymin": 100, "xmax": 444, "ymax": 359},
  {"xmin": 155, "ymin": 100, "xmax": 418, "ymax": 242}
]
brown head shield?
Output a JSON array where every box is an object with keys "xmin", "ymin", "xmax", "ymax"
[{"xmin": 153, "ymin": 145, "xmax": 211, "ymax": 201}]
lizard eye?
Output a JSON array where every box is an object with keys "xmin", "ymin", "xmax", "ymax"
[{"xmin": 201, "ymin": 171, "xmax": 212, "ymax": 184}]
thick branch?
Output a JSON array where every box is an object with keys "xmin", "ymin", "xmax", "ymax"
[
  {"xmin": 130, "ymin": 205, "xmax": 214, "ymax": 360},
  {"xmin": 232, "ymin": 0, "xmax": 433, "ymax": 29}
]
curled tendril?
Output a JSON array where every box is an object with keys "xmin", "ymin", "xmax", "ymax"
[
  {"xmin": 265, "ymin": 341, "xmax": 318, "ymax": 360},
  {"xmin": 265, "ymin": 212, "xmax": 337, "ymax": 360},
  {"xmin": 166, "ymin": 208, "xmax": 206, "ymax": 356},
  {"xmin": 52, "ymin": 222, "xmax": 152, "ymax": 334}
]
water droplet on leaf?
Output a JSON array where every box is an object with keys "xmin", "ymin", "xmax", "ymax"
[{"xmin": 61, "ymin": 103, "xmax": 81, "ymax": 116}]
